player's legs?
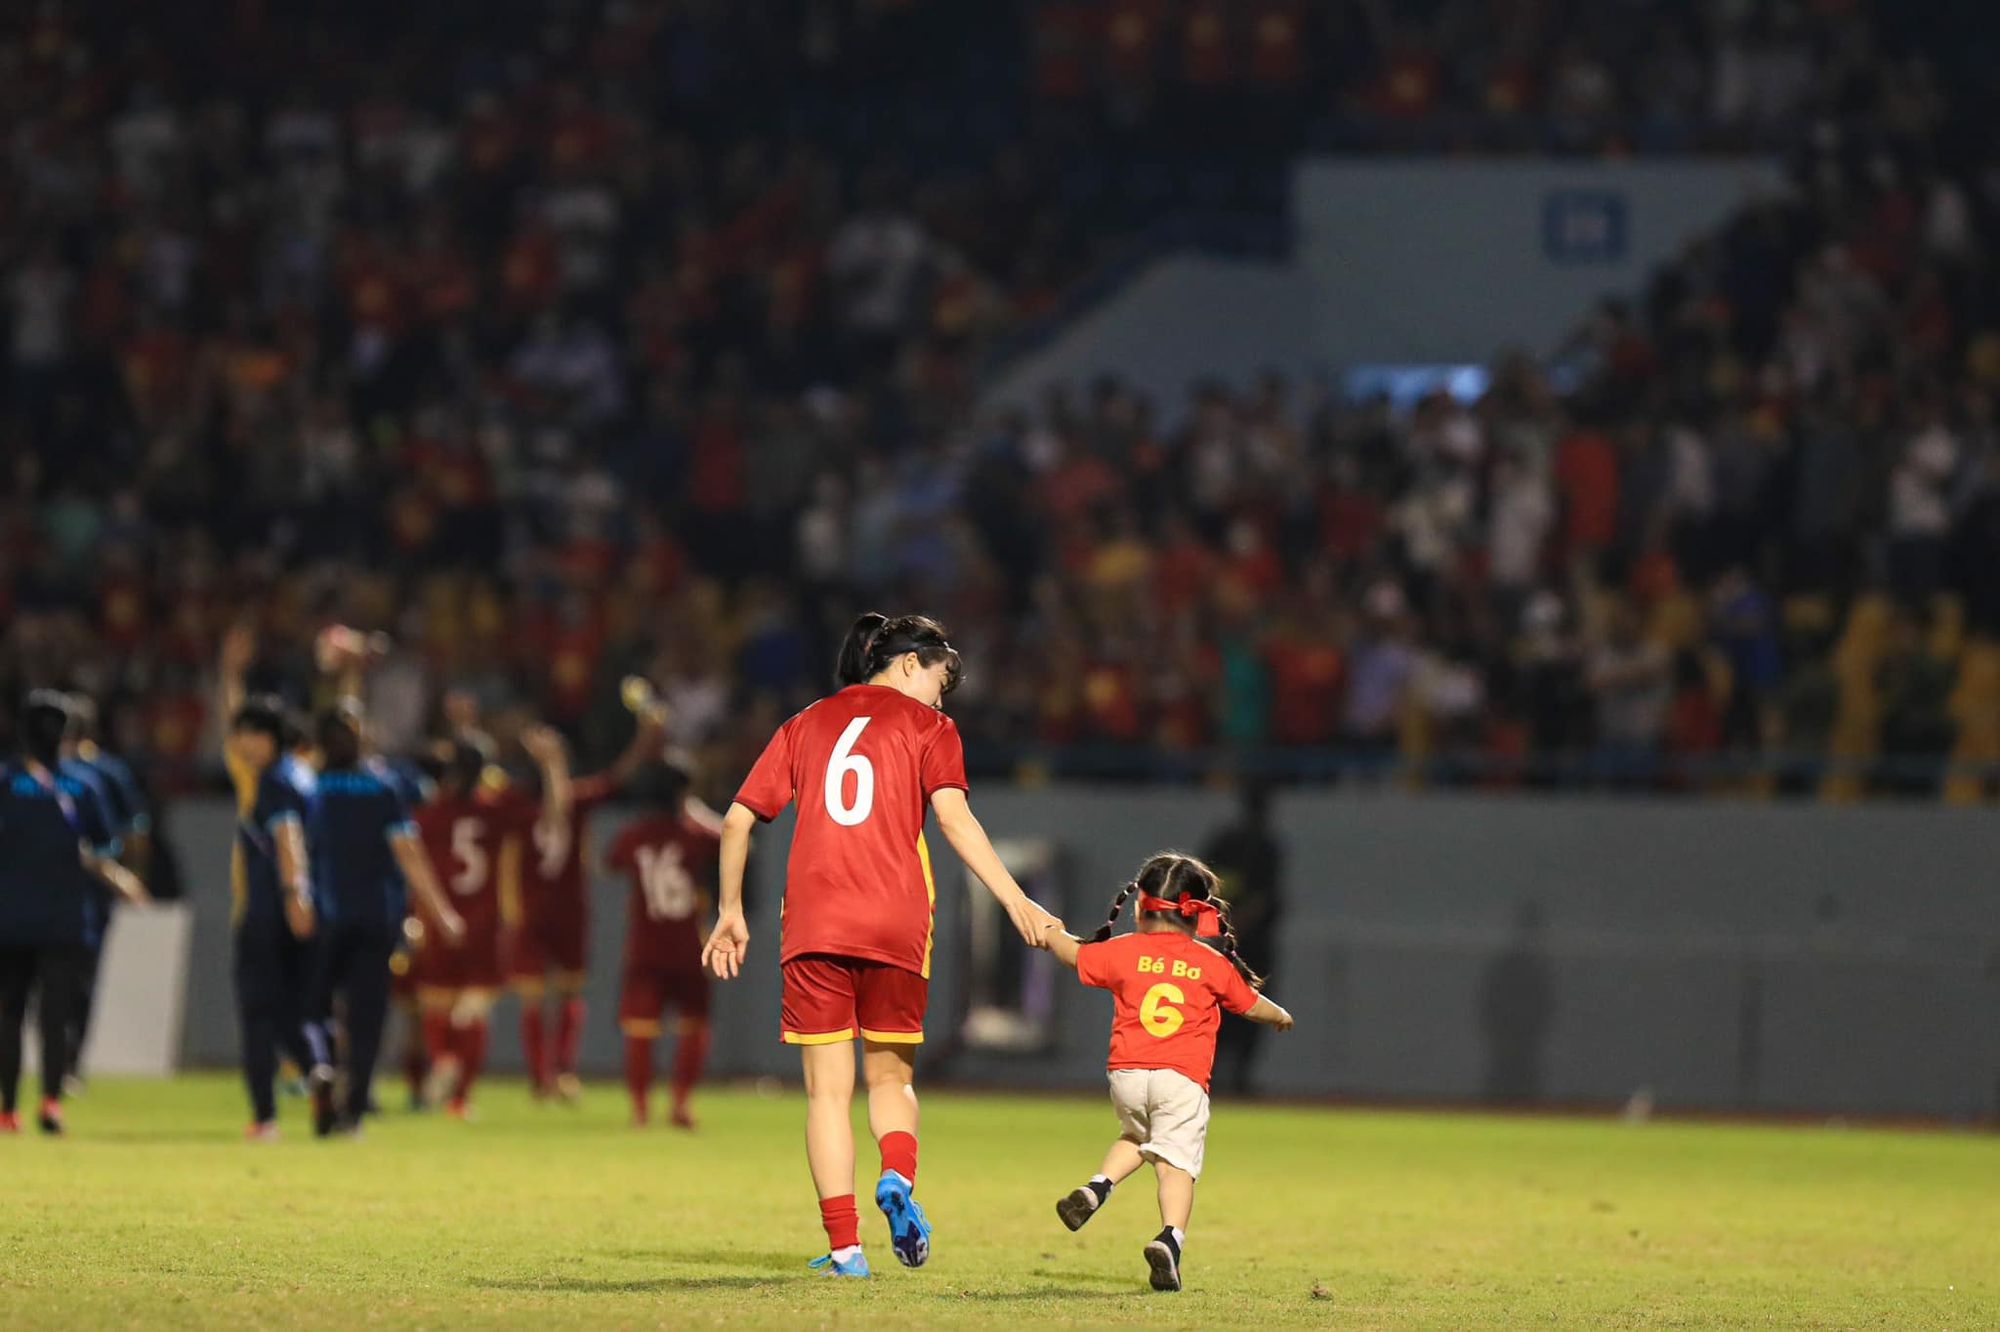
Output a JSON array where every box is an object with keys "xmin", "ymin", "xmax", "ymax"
[
  {"xmin": 31, "ymin": 946, "xmax": 83, "ymax": 1132},
  {"xmin": 417, "ymin": 986, "xmax": 459, "ymax": 1108},
  {"xmin": 619, "ymin": 961, "xmax": 664, "ymax": 1125},
  {"xmin": 551, "ymin": 969, "xmax": 587, "ymax": 1100},
  {"xmin": 851, "ymin": 960, "xmax": 930, "ymax": 1265},
  {"xmin": 446, "ymin": 988, "xmax": 494, "ymax": 1116},
  {"xmin": 65, "ymin": 933, "xmax": 105, "ymax": 1088},
  {"xmin": 513, "ymin": 965, "xmax": 549, "ymax": 1097},
  {"xmin": 800, "ymin": 1039, "xmax": 863, "ymax": 1266},
  {"xmin": 338, "ymin": 929, "xmax": 396, "ymax": 1125},
  {"xmin": 233, "ymin": 929, "xmax": 281, "ymax": 1128},
  {"xmin": 666, "ymin": 967, "xmax": 711, "ymax": 1128},
  {"xmin": 0, "ymin": 944, "xmax": 35, "ymax": 1119}
]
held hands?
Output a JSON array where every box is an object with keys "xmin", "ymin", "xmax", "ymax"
[
  {"xmin": 1003, "ymin": 891, "xmax": 1060, "ymax": 948},
  {"xmin": 702, "ymin": 910, "xmax": 749, "ymax": 979}
]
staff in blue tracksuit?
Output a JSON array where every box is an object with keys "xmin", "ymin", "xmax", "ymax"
[
  {"xmin": 227, "ymin": 696, "xmax": 332, "ymax": 1140},
  {"xmin": 0, "ymin": 693, "xmax": 148, "ymax": 1135},
  {"xmin": 57, "ymin": 693, "xmax": 149, "ymax": 1090},
  {"xmin": 306, "ymin": 703, "xmax": 462, "ymax": 1135}
]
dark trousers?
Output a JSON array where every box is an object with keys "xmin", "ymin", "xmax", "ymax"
[
  {"xmin": 235, "ymin": 918, "xmax": 327, "ymax": 1124},
  {"xmin": 312, "ymin": 922, "xmax": 396, "ymax": 1121},
  {"xmin": 65, "ymin": 926, "xmax": 107, "ymax": 1081},
  {"xmin": 0, "ymin": 944, "xmax": 89, "ymax": 1113}
]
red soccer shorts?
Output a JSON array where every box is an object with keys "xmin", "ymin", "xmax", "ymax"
[
  {"xmin": 509, "ymin": 911, "xmax": 588, "ymax": 983},
  {"xmin": 425, "ymin": 921, "xmax": 505, "ymax": 993},
  {"xmin": 780, "ymin": 954, "xmax": 927, "ymax": 1046},
  {"xmin": 619, "ymin": 960, "xmax": 711, "ymax": 1028}
]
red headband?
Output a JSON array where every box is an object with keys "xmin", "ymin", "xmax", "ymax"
[{"xmin": 1138, "ymin": 892, "xmax": 1221, "ymax": 935}]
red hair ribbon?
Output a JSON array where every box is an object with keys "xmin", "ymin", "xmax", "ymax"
[{"xmin": 1138, "ymin": 893, "xmax": 1222, "ymax": 935}]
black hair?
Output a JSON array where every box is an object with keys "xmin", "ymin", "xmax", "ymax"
[
  {"xmin": 281, "ymin": 710, "xmax": 309, "ymax": 753},
  {"xmin": 1089, "ymin": 850, "xmax": 1265, "ymax": 990},
  {"xmin": 19, "ymin": 690, "xmax": 72, "ymax": 768},
  {"xmin": 631, "ymin": 754, "xmax": 693, "ymax": 811},
  {"xmin": 62, "ymin": 691, "xmax": 99, "ymax": 740},
  {"xmin": 835, "ymin": 612, "xmax": 963, "ymax": 697},
  {"xmin": 315, "ymin": 703, "xmax": 364, "ymax": 770},
  {"xmin": 231, "ymin": 694, "xmax": 289, "ymax": 747},
  {"xmin": 437, "ymin": 734, "xmax": 492, "ymax": 797}
]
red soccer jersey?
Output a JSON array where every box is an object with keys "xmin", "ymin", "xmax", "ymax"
[
  {"xmin": 734, "ymin": 684, "xmax": 969, "ymax": 978},
  {"xmin": 513, "ymin": 773, "xmax": 618, "ymax": 928},
  {"xmin": 609, "ymin": 812, "xmax": 720, "ymax": 969},
  {"xmin": 414, "ymin": 797, "xmax": 527, "ymax": 942},
  {"xmin": 1075, "ymin": 930, "xmax": 1259, "ymax": 1092}
]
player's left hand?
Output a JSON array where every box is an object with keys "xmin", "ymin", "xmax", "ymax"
[
  {"xmin": 1004, "ymin": 892, "xmax": 1060, "ymax": 948},
  {"xmin": 703, "ymin": 910, "xmax": 749, "ymax": 979}
]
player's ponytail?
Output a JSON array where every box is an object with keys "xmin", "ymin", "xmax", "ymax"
[
  {"xmin": 1088, "ymin": 880, "xmax": 1140, "ymax": 943},
  {"xmin": 835, "ymin": 612, "xmax": 891, "ymax": 687},
  {"xmin": 834, "ymin": 612, "xmax": 963, "ymax": 696},
  {"xmin": 1210, "ymin": 897, "xmax": 1267, "ymax": 992}
]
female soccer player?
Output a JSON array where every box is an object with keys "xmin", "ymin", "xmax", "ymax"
[
  {"xmin": 606, "ymin": 755, "xmax": 719, "ymax": 1129},
  {"xmin": 703, "ymin": 613, "xmax": 1055, "ymax": 1277},
  {"xmin": 307, "ymin": 705, "xmax": 465, "ymax": 1135},
  {"xmin": 0, "ymin": 693, "xmax": 148, "ymax": 1136},
  {"xmin": 1040, "ymin": 852, "xmax": 1296, "ymax": 1292}
]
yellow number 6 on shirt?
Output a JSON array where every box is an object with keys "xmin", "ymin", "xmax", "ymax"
[{"xmin": 1139, "ymin": 982, "xmax": 1186, "ymax": 1038}]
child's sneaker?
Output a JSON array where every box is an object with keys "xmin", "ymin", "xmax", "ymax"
[
  {"xmin": 874, "ymin": 1170, "xmax": 931, "ymax": 1268},
  {"xmin": 1144, "ymin": 1230, "xmax": 1183, "ymax": 1292},
  {"xmin": 1056, "ymin": 1185, "xmax": 1102, "ymax": 1231},
  {"xmin": 808, "ymin": 1248, "xmax": 871, "ymax": 1277}
]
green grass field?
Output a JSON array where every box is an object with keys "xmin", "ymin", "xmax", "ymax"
[{"xmin": 0, "ymin": 1075, "xmax": 1994, "ymax": 1330}]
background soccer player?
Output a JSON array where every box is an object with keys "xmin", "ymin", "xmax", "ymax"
[
  {"xmin": 306, "ymin": 705, "xmax": 465, "ymax": 1135},
  {"xmin": 56, "ymin": 693, "xmax": 149, "ymax": 1093},
  {"xmin": 704, "ymin": 613, "xmax": 1056, "ymax": 1277},
  {"xmin": 414, "ymin": 728, "xmax": 566, "ymax": 1119},
  {"xmin": 605, "ymin": 755, "xmax": 718, "ymax": 1129},
  {"xmin": 506, "ymin": 704, "xmax": 662, "ymax": 1104},
  {"xmin": 225, "ymin": 695, "xmax": 330, "ymax": 1139},
  {"xmin": 0, "ymin": 693, "xmax": 148, "ymax": 1136}
]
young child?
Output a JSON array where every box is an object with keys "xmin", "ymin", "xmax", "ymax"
[{"xmin": 1041, "ymin": 851, "xmax": 1295, "ymax": 1293}]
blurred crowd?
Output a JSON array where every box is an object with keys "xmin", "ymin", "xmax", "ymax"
[{"xmin": 4, "ymin": 0, "xmax": 2000, "ymax": 814}]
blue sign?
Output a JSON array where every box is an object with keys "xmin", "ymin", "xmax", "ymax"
[{"xmin": 1542, "ymin": 190, "xmax": 1627, "ymax": 264}]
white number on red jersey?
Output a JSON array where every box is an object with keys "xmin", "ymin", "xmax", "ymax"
[
  {"xmin": 449, "ymin": 818, "xmax": 488, "ymax": 896},
  {"xmin": 637, "ymin": 842, "xmax": 697, "ymax": 920},
  {"xmin": 533, "ymin": 819, "xmax": 569, "ymax": 879},
  {"xmin": 823, "ymin": 716, "xmax": 875, "ymax": 827}
]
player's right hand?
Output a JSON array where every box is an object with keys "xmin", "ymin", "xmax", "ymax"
[
  {"xmin": 703, "ymin": 911, "xmax": 749, "ymax": 979},
  {"xmin": 220, "ymin": 623, "xmax": 256, "ymax": 675},
  {"xmin": 1272, "ymin": 1005, "xmax": 1295, "ymax": 1032},
  {"xmin": 1005, "ymin": 892, "xmax": 1059, "ymax": 949}
]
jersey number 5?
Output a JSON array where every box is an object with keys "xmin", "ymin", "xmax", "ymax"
[
  {"xmin": 824, "ymin": 716, "xmax": 875, "ymax": 827},
  {"xmin": 449, "ymin": 818, "xmax": 488, "ymax": 896},
  {"xmin": 1139, "ymin": 982, "xmax": 1186, "ymax": 1038}
]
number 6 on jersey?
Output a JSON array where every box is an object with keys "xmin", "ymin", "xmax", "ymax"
[{"xmin": 823, "ymin": 716, "xmax": 874, "ymax": 826}]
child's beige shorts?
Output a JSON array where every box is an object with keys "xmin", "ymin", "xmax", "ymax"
[{"xmin": 1108, "ymin": 1068, "xmax": 1211, "ymax": 1180}]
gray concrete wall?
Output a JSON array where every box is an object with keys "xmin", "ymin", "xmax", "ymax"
[{"xmin": 166, "ymin": 791, "xmax": 2000, "ymax": 1119}]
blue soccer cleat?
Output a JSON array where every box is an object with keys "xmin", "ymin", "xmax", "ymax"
[
  {"xmin": 808, "ymin": 1250, "xmax": 871, "ymax": 1277},
  {"xmin": 874, "ymin": 1170, "xmax": 931, "ymax": 1268}
]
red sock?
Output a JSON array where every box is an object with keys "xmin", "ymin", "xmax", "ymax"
[
  {"xmin": 401, "ymin": 1023, "xmax": 427, "ymax": 1097},
  {"xmin": 453, "ymin": 1018, "xmax": 490, "ymax": 1104},
  {"xmin": 670, "ymin": 1023, "xmax": 710, "ymax": 1111},
  {"xmin": 421, "ymin": 1009, "xmax": 454, "ymax": 1068},
  {"xmin": 819, "ymin": 1194, "xmax": 860, "ymax": 1251},
  {"xmin": 520, "ymin": 1004, "xmax": 548, "ymax": 1091},
  {"xmin": 879, "ymin": 1130, "xmax": 918, "ymax": 1185},
  {"xmin": 555, "ymin": 997, "xmax": 585, "ymax": 1076},
  {"xmin": 623, "ymin": 1034, "xmax": 653, "ymax": 1123}
]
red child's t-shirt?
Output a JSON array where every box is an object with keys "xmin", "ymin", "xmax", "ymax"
[{"xmin": 1075, "ymin": 930, "xmax": 1259, "ymax": 1092}]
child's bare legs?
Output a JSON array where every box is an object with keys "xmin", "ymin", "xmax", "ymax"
[
  {"xmin": 1153, "ymin": 1160, "xmax": 1195, "ymax": 1230},
  {"xmin": 1098, "ymin": 1137, "xmax": 1146, "ymax": 1184}
]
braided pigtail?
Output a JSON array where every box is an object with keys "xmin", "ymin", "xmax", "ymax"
[
  {"xmin": 1211, "ymin": 897, "xmax": 1266, "ymax": 991},
  {"xmin": 1089, "ymin": 881, "xmax": 1139, "ymax": 943}
]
